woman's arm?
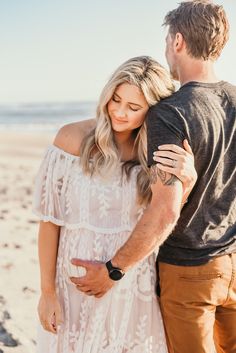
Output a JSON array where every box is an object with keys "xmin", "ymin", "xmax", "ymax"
[
  {"xmin": 37, "ymin": 221, "xmax": 62, "ymax": 334},
  {"xmin": 38, "ymin": 221, "xmax": 60, "ymax": 294},
  {"xmin": 36, "ymin": 121, "xmax": 97, "ymax": 332}
]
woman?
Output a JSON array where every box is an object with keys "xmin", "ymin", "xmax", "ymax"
[{"xmin": 33, "ymin": 56, "xmax": 197, "ymax": 353}]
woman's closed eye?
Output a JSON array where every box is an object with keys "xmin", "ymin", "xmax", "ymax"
[
  {"xmin": 112, "ymin": 94, "xmax": 120, "ymax": 103},
  {"xmin": 129, "ymin": 106, "xmax": 140, "ymax": 112},
  {"xmin": 111, "ymin": 93, "xmax": 141, "ymax": 112},
  {"xmin": 112, "ymin": 96, "xmax": 120, "ymax": 103}
]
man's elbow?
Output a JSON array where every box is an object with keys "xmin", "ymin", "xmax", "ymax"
[
  {"xmin": 165, "ymin": 204, "xmax": 181, "ymax": 224},
  {"xmin": 154, "ymin": 203, "xmax": 180, "ymax": 238}
]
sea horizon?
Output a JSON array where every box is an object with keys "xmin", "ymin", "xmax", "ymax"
[{"xmin": 0, "ymin": 101, "xmax": 97, "ymax": 132}]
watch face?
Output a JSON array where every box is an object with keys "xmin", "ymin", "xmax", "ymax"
[{"xmin": 110, "ymin": 269, "xmax": 123, "ymax": 281}]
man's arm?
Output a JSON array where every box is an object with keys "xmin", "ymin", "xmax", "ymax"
[
  {"xmin": 70, "ymin": 104, "xmax": 185, "ymax": 296},
  {"xmin": 70, "ymin": 165, "xmax": 183, "ymax": 297},
  {"xmin": 111, "ymin": 165, "xmax": 183, "ymax": 271}
]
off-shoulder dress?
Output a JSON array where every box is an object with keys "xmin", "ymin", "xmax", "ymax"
[{"xmin": 33, "ymin": 144, "xmax": 168, "ymax": 353}]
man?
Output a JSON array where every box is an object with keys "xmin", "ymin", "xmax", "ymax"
[{"xmin": 71, "ymin": 1, "xmax": 236, "ymax": 352}]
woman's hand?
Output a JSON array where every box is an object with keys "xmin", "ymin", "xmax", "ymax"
[
  {"xmin": 153, "ymin": 139, "xmax": 197, "ymax": 203},
  {"xmin": 38, "ymin": 292, "xmax": 63, "ymax": 334}
]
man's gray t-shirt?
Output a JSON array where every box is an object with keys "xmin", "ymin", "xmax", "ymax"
[{"xmin": 147, "ymin": 81, "xmax": 236, "ymax": 266}]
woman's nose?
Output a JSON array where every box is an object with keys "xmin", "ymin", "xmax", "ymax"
[{"xmin": 115, "ymin": 108, "xmax": 127, "ymax": 119}]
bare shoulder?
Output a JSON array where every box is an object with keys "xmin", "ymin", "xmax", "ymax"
[{"xmin": 53, "ymin": 119, "xmax": 96, "ymax": 156}]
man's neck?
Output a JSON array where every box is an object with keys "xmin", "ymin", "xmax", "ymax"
[{"xmin": 177, "ymin": 59, "xmax": 219, "ymax": 86}]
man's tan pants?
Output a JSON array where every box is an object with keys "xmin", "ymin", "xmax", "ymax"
[{"xmin": 159, "ymin": 253, "xmax": 236, "ymax": 353}]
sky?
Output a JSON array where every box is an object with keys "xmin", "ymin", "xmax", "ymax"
[{"xmin": 0, "ymin": 0, "xmax": 236, "ymax": 104}]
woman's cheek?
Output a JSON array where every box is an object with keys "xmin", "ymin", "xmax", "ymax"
[{"xmin": 134, "ymin": 112, "xmax": 146, "ymax": 127}]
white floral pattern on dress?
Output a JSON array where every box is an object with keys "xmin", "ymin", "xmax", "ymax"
[{"xmin": 34, "ymin": 145, "xmax": 167, "ymax": 353}]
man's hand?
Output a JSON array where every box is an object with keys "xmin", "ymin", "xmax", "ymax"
[{"xmin": 69, "ymin": 259, "xmax": 115, "ymax": 298}]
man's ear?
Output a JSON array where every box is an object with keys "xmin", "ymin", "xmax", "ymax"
[{"xmin": 174, "ymin": 32, "xmax": 185, "ymax": 53}]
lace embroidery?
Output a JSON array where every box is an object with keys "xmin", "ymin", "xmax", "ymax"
[{"xmin": 35, "ymin": 145, "xmax": 168, "ymax": 353}]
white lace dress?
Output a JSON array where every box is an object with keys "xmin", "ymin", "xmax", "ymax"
[{"xmin": 33, "ymin": 144, "xmax": 168, "ymax": 353}]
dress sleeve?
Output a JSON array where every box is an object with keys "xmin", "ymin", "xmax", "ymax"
[
  {"xmin": 146, "ymin": 103, "xmax": 187, "ymax": 167},
  {"xmin": 32, "ymin": 145, "xmax": 75, "ymax": 226}
]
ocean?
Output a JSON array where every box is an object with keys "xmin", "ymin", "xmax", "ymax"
[{"xmin": 0, "ymin": 101, "xmax": 97, "ymax": 132}]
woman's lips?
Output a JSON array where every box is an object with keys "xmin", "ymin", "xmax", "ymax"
[{"xmin": 113, "ymin": 117, "xmax": 127, "ymax": 124}]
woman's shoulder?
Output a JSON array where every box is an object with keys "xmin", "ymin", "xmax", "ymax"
[{"xmin": 53, "ymin": 119, "xmax": 96, "ymax": 157}]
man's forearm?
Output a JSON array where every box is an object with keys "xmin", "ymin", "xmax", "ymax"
[
  {"xmin": 112, "ymin": 204, "xmax": 180, "ymax": 271},
  {"xmin": 111, "ymin": 164, "xmax": 183, "ymax": 271}
]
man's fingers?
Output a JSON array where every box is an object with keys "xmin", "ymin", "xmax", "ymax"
[
  {"xmin": 75, "ymin": 285, "xmax": 90, "ymax": 292},
  {"xmin": 70, "ymin": 276, "xmax": 87, "ymax": 286},
  {"xmin": 70, "ymin": 258, "xmax": 92, "ymax": 268},
  {"xmin": 75, "ymin": 285, "xmax": 100, "ymax": 296},
  {"xmin": 85, "ymin": 290, "xmax": 94, "ymax": 296}
]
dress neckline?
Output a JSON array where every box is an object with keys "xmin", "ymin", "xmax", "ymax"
[
  {"xmin": 48, "ymin": 144, "xmax": 142, "ymax": 166},
  {"xmin": 48, "ymin": 144, "xmax": 81, "ymax": 160}
]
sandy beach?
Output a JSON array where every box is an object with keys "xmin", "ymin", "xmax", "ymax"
[{"xmin": 0, "ymin": 131, "xmax": 53, "ymax": 353}]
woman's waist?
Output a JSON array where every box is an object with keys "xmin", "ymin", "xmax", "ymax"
[{"xmin": 60, "ymin": 221, "xmax": 139, "ymax": 234}]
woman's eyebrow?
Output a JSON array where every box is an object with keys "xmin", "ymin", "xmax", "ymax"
[{"xmin": 114, "ymin": 93, "xmax": 143, "ymax": 108}]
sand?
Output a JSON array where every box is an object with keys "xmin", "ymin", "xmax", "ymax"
[{"xmin": 0, "ymin": 131, "xmax": 54, "ymax": 353}]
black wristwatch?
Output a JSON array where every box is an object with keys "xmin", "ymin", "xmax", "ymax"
[{"xmin": 105, "ymin": 260, "xmax": 125, "ymax": 281}]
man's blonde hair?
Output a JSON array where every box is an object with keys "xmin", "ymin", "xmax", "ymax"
[{"xmin": 164, "ymin": 0, "xmax": 229, "ymax": 60}]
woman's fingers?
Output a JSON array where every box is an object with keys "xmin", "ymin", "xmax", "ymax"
[
  {"xmin": 158, "ymin": 144, "xmax": 186, "ymax": 155},
  {"xmin": 153, "ymin": 156, "xmax": 179, "ymax": 167},
  {"xmin": 154, "ymin": 141, "xmax": 197, "ymax": 193},
  {"xmin": 40, "ymin": 311, "xmax": 62, "ymax": 334},
  {"xmin": 38, "ymin": 294, "xmax": 63, "ymax": 334},
  {"xmin": 155, "ymin": 163, "xmax": 179, "ymax": 176},
  {"xmin": 41, "ymin": 317, "xmax": 57, "ymax": 333},
  {"xmin": 153, "ymin": 150, "xmax": 193, "ymax": 162},
  {"xmin": 154, "ymin": 150, "xmax": 176, "ymax": 160},
  {"xmin": 153, "ymin": 150, "xmax": 186, "ymax": 161},
  {"xmin": 155, "ymin": 140, "xmax": 193, "ymax": 158},
  {"xmin": 55, "ymin": 307, "xmax": 63, "ymax": 330},
  {"xmin": 183, "ymin": 139, "xmax": 193, "ymax": 154}
]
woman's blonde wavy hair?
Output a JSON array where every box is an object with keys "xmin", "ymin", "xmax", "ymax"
[{"xmin": 80, "ymin": 56, "xmax": 175, "ymax": 206}]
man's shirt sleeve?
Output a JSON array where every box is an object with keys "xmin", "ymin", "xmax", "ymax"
[{"xmin": 147, "ymin": 103, "xmax": 186, "ymax": 167}]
